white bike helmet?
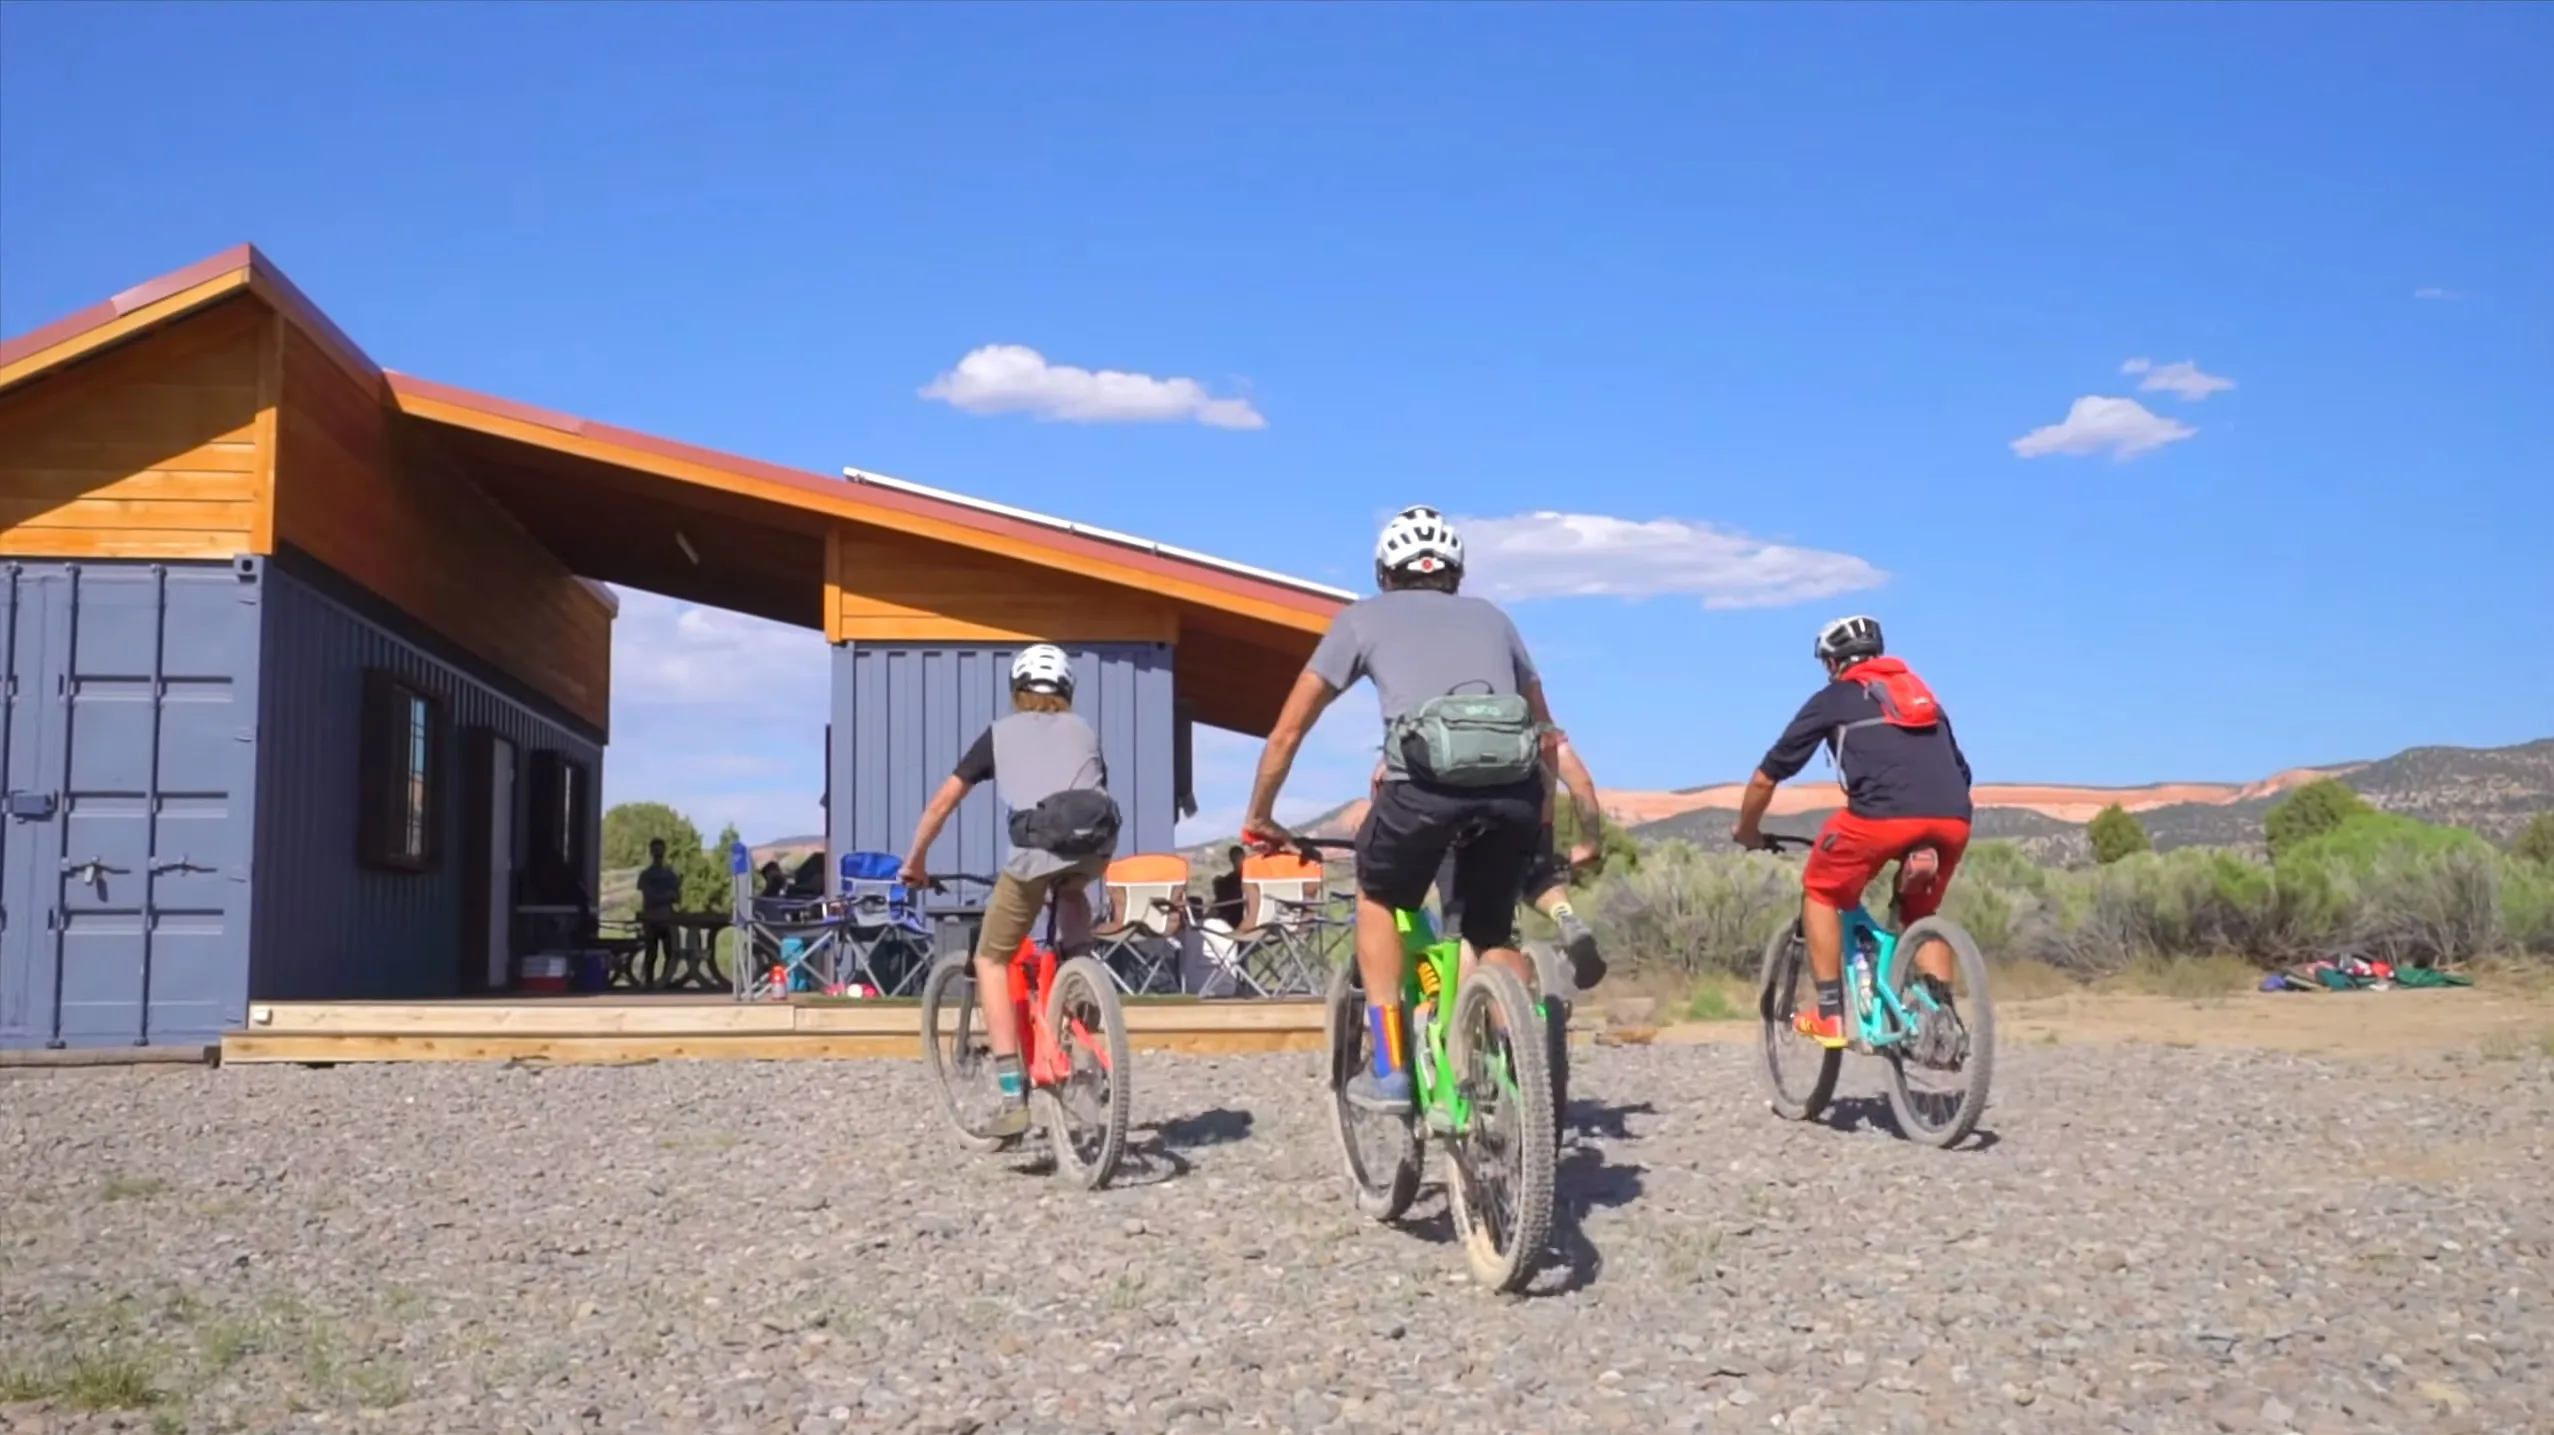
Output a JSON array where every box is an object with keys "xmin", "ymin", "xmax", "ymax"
[
  {"xmin": 1010, "ymin": 643, "xmax": 1075, "ymax": 696},
  {"xmin": 1814, "ymin": 614, "xmax": 1884, "ymax": 666},
  {"xmin": 1374, "ymin": 505, "xmax": 1465, "ymax": 588}
]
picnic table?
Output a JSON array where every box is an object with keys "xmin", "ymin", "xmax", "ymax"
[{"xmin": 636, "ymin": 911, "xmax": 732, "ymax": 992}]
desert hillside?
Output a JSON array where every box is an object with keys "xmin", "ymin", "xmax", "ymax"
[{"xmin": 1203, "ymin": 737, "xmax": 2553, "ymax": 865}]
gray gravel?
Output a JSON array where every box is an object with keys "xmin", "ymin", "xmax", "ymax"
[{"xmin": 4, "ymin": 1039, "xmax": 2549, "ymax": 1434}]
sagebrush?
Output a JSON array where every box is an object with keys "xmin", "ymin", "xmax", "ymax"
[{"xmin": 1577, "ymin": 811, "xmax": 2554, "ymax": 980}]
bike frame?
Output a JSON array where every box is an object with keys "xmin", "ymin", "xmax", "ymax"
[
  {"xmin": 1834, "ymin": 904, "xmax": 1946, "ymax": 1051},
  {"xmin": 1391, "ymin": 906, "xmax": 1476, "ymax": 1132}
]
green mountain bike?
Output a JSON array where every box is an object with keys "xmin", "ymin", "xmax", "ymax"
[
  {"xmin": 1749, "ymin": 832, "xmax": 1995, "ymax": 1149},
  {"xmin": 1279, "ymin": 836, "xmax": 1558, "ymax": 1294}
]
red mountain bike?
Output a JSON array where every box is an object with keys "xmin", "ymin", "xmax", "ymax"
[{"xmin": 916, "ymin": 874, "xmax": 1132, "ymax": 1189}]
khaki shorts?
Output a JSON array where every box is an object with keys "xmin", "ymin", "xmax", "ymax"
[{"xmin": 973, "ymin": 857, "xmax": 1111, "ymax": 963}]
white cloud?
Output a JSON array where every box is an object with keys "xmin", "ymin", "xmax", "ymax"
[
  {"xmin": 919, "ymin": 344, "xmax": 1266, "ymax": 429},
  {"xmin": 2120, "ymin": 357, "xmax": 2235, "ymax": 400},
  {"xmin": 606, "ymin": 590, "xmax": 830, "ymax": 844},
  {"xmin": 2413, "ymin": 286, "xmax": 2466, "ymax": 301},
  {"xmin": 1457, "ymin": 511, "xmax": 1884, "ymax": 611},
  {"xmin": 2010, "ymin": 395, "xmax": 2196, "ymax": 461}
]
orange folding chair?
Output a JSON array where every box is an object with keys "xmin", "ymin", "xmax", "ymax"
[{"xmin": 1091, "ymin": 853, "xmax": 1191, "ymax": 994}]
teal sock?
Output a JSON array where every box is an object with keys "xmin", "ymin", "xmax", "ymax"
[{"xmin": 995, "ymin": 1054, "xmax": 1025, "ymax": 1098}]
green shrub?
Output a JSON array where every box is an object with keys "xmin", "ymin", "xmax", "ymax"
[
  {"xmin": 1583, "ymin": 841, "xmax": 1795, "ymax": 977},
  {"xmin": 2264, "ymin": 778, "xmax": 2370, "ymax": 862},
  {"xmin": 2512, "ymin": 812, "xmax": 2554, "ymax": 869},
  {"xmin": 2088, "ymin": 804, "xmax": 2152, "ymax": 864}
]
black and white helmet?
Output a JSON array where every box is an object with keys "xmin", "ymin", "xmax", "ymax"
[
  {"xmin": 1009, "ymin": 643, "xmax": 1074, "ymax": 696},
  {"xmin": 1813, "ymin": 614, "xmax": 1884, "ymax": 666},
  {"xmin": 1374, "ymin": 505, "xmax": 1464, "ymax": 588}
]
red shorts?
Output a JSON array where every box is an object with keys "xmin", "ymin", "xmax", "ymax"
[{"xmin": 1801, "ymin": 812, "xmax": 1972, "ymax": 919}]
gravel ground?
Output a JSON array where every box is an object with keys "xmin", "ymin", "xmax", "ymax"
[{"xmin": 3, "ymin": 1039, "xmax": 2548, "ymax": 1435}]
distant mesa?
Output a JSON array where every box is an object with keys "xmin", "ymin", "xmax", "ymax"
[{"xmin": 1186, "ymin": 738, "xmax": 2553, "ymax": 864}]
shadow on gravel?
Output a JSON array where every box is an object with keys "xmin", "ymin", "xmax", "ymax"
[
  {"xmin": 1821, "ymin": 1095, "xmax": 2002, "ymax": 1152},
  {"xmin": 1110, "ymin": 1107, "xmax": 1260, "ymax": 1188},
  {"xmin": 1564, "ymin": 1098, "xmax": 1657, "ymax": 1142}
]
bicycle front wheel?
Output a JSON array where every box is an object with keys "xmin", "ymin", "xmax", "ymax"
[
  {"xmin": 1758, "ymin": 918, "xmax": 1841, "ymax": 1122},
  {"xmin": 1445, "ymin": 962, "xmax": 1556, "ymax": 1294},
  {"xmin": 1883, "ymin": 917, "xmax": 1995, "ymax": 1149},
  {"xmin": 918, "ymin": 956, "xmax": 1015, "ymax": 1153},
  {"xmin": 1324, "ymin": 957, "xmax": 1421, "ymax": 1221},
  {"xmin": 1042, "ymin": 955, "xmax": 1133, "ymax": 1189}
]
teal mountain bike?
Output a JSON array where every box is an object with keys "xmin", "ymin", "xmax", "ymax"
[
  {"xmin": 1749, "ymin": 833, "xmax": 1995, "ymax": 1148},
  {"xmin": 1280, "ymin": 836, "xmax": 1558, "ymax": 1294}
]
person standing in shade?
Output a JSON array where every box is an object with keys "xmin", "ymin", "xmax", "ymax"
[{"xmin": 636, "ymin": 838, "xmax": 683, "ymax": 989}]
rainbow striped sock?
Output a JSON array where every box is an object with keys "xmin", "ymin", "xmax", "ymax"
[{"xmin": 1367, "ymin": 1003, "xmax": 1406, "ymax": 1078}]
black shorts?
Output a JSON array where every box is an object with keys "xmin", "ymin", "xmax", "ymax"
[
  {"xmin": 1357, "ymin": 777, "xmax": 1543, "ymax": 953},
  {"xmin": 1435, "ymin": 824, "xmax": 1561, "ymax": 936}
]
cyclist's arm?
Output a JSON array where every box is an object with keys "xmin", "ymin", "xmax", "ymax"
[
  {"xmin": 1737, "ymin": 690, "xmax": 1834, "ymax": 841},
  {"xmin": 1244, "ymin": 667, "xmax": 1341, "ymax": 829},
  {"xmin": 1552, "ymin": 734, "xmax": 1603, "ymax": 838},
  {"xmin": 903, "ymin": 731, "xmax": 992, "ymax": 878}
]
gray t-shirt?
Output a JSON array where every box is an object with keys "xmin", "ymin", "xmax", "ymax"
[
  {"xmin": 1307, "ymin": 589, "xmax": 1539, "ymax": 778},
  {"xmin": 955, "ymin": 711, "xmax": 1112, "ymax": 879}
]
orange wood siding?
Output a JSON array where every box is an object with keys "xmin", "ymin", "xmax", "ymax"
[
  {"xmin": 828, "ymin": 526, "xmax": 1177, "ymax": 645},
  {"xmin": 0, "ymin": 297, "xmax": 271, "ymax": 560},
  {"xmin": 268, "ymin": 324, "xmax": 612, "ymax": 733}
]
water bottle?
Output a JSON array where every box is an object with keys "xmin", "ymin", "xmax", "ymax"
[{"xmin": 1849, "ymin": 931, "xmax": 1877, "ymax": 1023}]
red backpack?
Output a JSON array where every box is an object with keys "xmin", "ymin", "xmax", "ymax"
[{"xmin": 1829, "ymin": 658, "xmax": 1945, "ymax": 773}]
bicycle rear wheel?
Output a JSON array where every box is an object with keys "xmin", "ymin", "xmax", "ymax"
[
  {"xmin": 918, "ymin": 956, "xmax": 1016, "ymax": 1153},
  {"xmin": 1758, "ymin": 918, "xmax": 1841, "ymax": 1121},
  {"xmin": 1883, "ymin": 917, "xmax": 1995, "ymax": 1149},
  {"xmin": 1324, "ymin": 957, "xmax": 1421, "ymax": 1221},
  {"xmin": 1041, "ymin": 955, "xmax": 1133, "ymax": 1189},
  {"xmin": 1445, "ymin": 962, "xmax": 1556, "ymax": 1294}
]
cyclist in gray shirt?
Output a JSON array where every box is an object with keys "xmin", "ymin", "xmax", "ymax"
[{"xmin": 1243, "ymin": 506, "xmax": 1559, "ymax": 1114}]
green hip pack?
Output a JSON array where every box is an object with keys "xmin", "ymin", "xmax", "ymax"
[{"xmin": 1390, "ymin": 691, "xmax": 1543, "ymax": 789}]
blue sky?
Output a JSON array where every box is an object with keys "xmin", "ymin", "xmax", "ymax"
[{"xmin": 6, "ymin": 3, "xmax": 2549, "ymax": 844}]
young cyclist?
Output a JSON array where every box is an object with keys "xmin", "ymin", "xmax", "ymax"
[
  {"xmin": 1243, "ymin": 506, "xmax": 1558, "ymax": 1114},
  {"xmin": 901, "ymin": 644, "xmax": 1120, "ymax": 1136},
  {"xmin": 1732, "ymin": 615, "xmax": 1973, "ymax": 1061},
  {"xmin": 1415, "ymin": 729, "xmax": 1610, "ymax": 990}
]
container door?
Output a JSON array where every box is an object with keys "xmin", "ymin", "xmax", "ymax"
[
  {"xmin": 0, "ymin": 566, "xmax": 68, "ymax": 1047},
  {"xmin": 13, "ymin": 567, "xmax": 256, "ymax": 1048}
]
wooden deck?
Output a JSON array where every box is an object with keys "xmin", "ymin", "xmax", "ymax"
[{"xmin": 220, "ymin": 994, "xmax": 1328, "ymax": 1065}]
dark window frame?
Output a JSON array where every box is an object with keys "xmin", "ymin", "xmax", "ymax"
[{"xmin": 358, "ymin": 668, "xmax": 446, "ymax": 873}]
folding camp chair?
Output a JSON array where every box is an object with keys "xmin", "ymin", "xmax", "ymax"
[
  {"xmin": 1091, "ymin": 854, "xmax": 1190, "ymax": 994},
  {"xmin": 1229, "ymin": 852, "xmax": 1334, "ymax": 995},
  {"xmin": 837, "ymin": 850, "xmax": 938, "ymax": 995}
]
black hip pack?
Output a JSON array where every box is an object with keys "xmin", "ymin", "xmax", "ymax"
[{"xmin": 1008, "ymin": 788, "xmax": 1122, "ymax": 860}]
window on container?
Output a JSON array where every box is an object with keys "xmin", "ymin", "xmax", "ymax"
[{"xmin": 360, "ymin": 670, "xmax": 443, "ymax": 872}]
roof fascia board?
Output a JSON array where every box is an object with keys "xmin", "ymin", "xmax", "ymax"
[
  {"xmin": 388, "ymin": 376, "xmax": 1338, "ymax": 636},
  {"xmin": 0, "ymin": 266, "xmax": 256, "ymax": 392}
]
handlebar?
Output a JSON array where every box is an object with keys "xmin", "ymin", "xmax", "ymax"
[
  {"xmin": 1243, "ymin": 832, "xmax": 1355, "ymax": 863},
  {"xmin": 1740, "ymin": 832, "xmax": 1817, "ymax": 854},
  {"xmin": 919, "ymin": 872, "xmax": 996, "ymax": 892}
]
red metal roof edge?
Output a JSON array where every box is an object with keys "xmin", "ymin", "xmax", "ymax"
[
  {"xmin": 0, "ymin": 244, "xmax": 256, "ymax": 370},
  {"xmin": 384, "ymin": 372, "xmax": 1344, "ymax": 622}
]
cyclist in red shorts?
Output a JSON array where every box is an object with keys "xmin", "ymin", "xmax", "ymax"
[{"xmin": 1732, "ymin": 615, "xmax": 1973, "ymax": 1052}]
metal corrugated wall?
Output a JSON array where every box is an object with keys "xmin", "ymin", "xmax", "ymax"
[
  {"xmin": 829, "ymin": 642, "xmax": 1176, "ymax": 883},
  {"xmin": 249, "ymin": 560, "xmax": 603, "ymax": 1001}
]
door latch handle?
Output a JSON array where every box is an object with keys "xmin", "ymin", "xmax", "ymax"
[
  {"xmin": 150, "ymin": 856, "xmax": 216, "ymax": 876},
  {"xmin": 63, "ymin": 859, "xmax": 131, "ymax": 884}
]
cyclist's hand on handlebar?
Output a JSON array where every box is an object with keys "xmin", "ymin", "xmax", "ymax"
[
  {"xmin": 1567, "ymin": 840, "xmax": 1600, "ymax": 873},
  {"xmin": 898, "ymin": 859, "xmax": 929, "ymax": 890},
  {"xmin": 1240, "ymin": 813, "xmax": 1296, "ymax": 854},
  {"xmin": 1731, "ymin": 823, "xmax": 1766, "ymax": 853}
]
